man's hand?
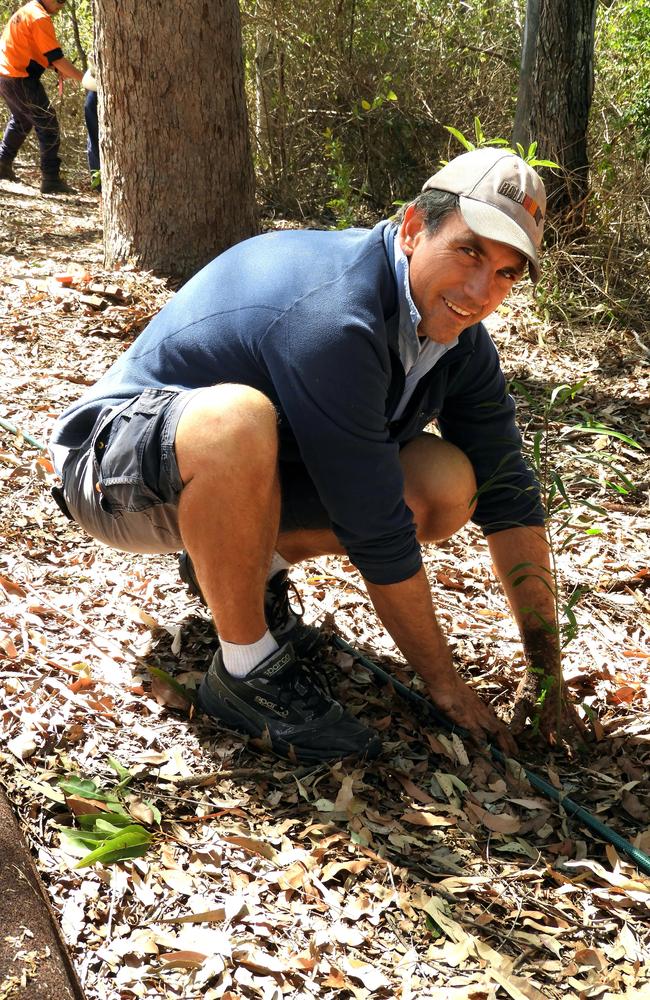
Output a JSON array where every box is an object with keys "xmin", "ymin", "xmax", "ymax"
[
  {"xmin": 364, "ymin": 569, "xmax": 516, "ymax": 755},
  {"xmin": 430, "ymin": 672, "xmax": 517, "ymax": 755},
  {"xmin": 51, "ymin": 57, "xmax": 83, "ymax": 83},
  {"xmin": 487, "ymin": 527, "xmax": 590, "ymax": 747}
]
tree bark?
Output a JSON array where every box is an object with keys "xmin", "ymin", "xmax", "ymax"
[
  {"xmin": 93, "ymin": 0, "xmax": 257, "ymax": 281},
  {"xmin": 513, "ymin": 0, "xmax": 597, "ymax": 224}
]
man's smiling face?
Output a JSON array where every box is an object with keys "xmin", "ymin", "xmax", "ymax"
[{"xmin": 399, "ymin": 206, "xmax": 527, "ymax": 344}]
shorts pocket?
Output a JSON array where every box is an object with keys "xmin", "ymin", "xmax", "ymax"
[{"xmin": 92, "ymin": 394, "xmax": 169, "ymax": 514}]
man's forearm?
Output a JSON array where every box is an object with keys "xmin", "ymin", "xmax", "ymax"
[
  {"xmin": 488, "ymin": 524, "xmax": 585, "ymax": 740},
  {"xmin": 52, "ymin": 57, "xmax": 83, "ymax": 82},
  {"xmin": 364, "ymin": 566, "xmax": 456, "ymax": 689},
  {"xmin": 487, "ymin": 524, "xmax": 557, "ymax": 639},
  {"xmin": 488, "ymin": 524, "xmax": 563, "ymax": 697},
  {"xmin": 364, "ymin": 566, "xmax": 516, "ymax": 750}
]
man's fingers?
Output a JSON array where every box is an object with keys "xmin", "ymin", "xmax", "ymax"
[
  {"xmin": 498, "ymin": 726, "xmax": 518, "ymax": 756},
  {"xmin": 473, "ymin": 700, "xmax": 516, "ymax": 750},
  {"xmin": 470, "ymin": 722, "xmax": 516, "ymax": 756},
  {"xmin": 484, "ymin": 716, "xmax": 517, "ymax": 756},
  {"xmin": 428, "ymin": 680, "xmax": 517, "ymax": 755},
  {"xmin": 566, "ymin": 701, "xmax": 590, "ymax": 737},
  {"xmin": 450, "ymin": 703, "xmax": 516, "ymax": 756}
]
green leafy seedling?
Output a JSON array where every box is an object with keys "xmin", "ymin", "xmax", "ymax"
[
  {"xmin": 74, "ymin": 825, "xmax": 152, "ymax": 869},
  {"xmin": 57, "ymin": 758, "xmax": 159, "ymax": 868},
  {"xmin": 443, "ymin": 119, "xmax": 560, "ymax": 169}
]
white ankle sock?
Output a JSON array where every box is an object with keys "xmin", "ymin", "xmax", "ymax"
[
  {"xmin": 221, "ymin": 630, "xmax": 279, "ymax": 678},
  {"xmin": 268, "ymin": 550, "xmax": 291, "ymax": 581}
]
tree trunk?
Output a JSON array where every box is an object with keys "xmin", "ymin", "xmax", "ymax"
[
  {"xmin": 513, "ymin": 0, "xmax": 597, "ymax": 225},
  {"xmin": 93, "ymin": 0, "xmax": 257, "ymax": 281},
  {"xmin": 254, "ymin": 24, "xmax": 277, "ymax": 179}
]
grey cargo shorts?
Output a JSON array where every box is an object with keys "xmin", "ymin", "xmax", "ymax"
[
  {"xmin": 59, "ymin": 387, "xmax": 332, "ymax": 554},
  {"xmin": 60, "ymin": 388, "xmax": 201, "ymax": 553}
]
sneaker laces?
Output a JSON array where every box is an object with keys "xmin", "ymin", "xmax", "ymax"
[
  {"xmin": 267, "ymin": 572, "xmax": 304, "ymax": 631},
  {"xmin": 275, "ymin": 654, "xmax": 334, "ymax": 715},
  {"xmin": 267, "ymin": 576, "xmax": 331, "ymax": 656}
]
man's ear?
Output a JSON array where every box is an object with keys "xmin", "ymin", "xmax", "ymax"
[{"xmin": 399, "ymin": 204, "xmax": 425, "ymax": 257}]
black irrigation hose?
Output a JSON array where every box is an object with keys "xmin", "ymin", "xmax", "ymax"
[
  {"xmin": 334, "ymin": 635, "xmax": 650, "ymax": 878},
  {"xmin": 3, "ymin": 413, "xmax": 647, "ymax": 876}
]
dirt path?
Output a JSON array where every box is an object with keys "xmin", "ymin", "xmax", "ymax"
[{"xmin": 1, "ymin": 181, "xmax": 649, "ymax": 1000}]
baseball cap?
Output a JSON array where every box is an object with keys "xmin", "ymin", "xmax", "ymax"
[{"xmin": 422, "ymin": 147, "xmax": 546, "ymax": 282}]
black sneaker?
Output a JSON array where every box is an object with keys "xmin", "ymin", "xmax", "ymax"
[
  {"xmin": 198, "ymin": 642, "xmax": 382, "ymax": 762},
  {"xmin": 0, "ymin": 159, "xmax": 18, "ymax": 182},
  {"xmin": 178, "ymin": 552, "xmax": 328, "ymax": 655},
  {"xmin": 40, "ymin": 175, "xmax": 75, "ymax": 194},
  {"xmin": 264, "ymin": 568, "xmax": 328, "ymax": 654},
  {"xmin": 178, "ymin": 550, "xmax": 206, "ymax": 602}
]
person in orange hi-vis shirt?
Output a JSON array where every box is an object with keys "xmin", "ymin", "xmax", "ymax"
[{"xmin": 0, "ymin": 0, "xmax": 82, "ymax": 193}]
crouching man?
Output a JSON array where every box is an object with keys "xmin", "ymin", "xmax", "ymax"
[{"xmin": 49, "ymin": 148, "xmax": 583, "ymax": 762}]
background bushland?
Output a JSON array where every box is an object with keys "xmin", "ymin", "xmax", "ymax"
[{"xmin": 0, "ymin": 0, "xmax": 648, "ymax": 325}]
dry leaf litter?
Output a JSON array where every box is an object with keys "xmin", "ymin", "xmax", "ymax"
[{"xmin": 1, "ymin": 185, "xmax": 649, "ymax": 1000}]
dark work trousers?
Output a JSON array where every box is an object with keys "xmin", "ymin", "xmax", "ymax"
[
  {"xmin": 0, "ymin": 74, "xmax": 61, "ymax": 176},
  {"xmin": 84, "ymin": 89, "xmax": 99, "ymax": 172}
]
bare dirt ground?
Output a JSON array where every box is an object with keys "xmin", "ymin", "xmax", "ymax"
[{"xmin": 1, "ymin": 175, "xmax": 649, "ymax": 1000}]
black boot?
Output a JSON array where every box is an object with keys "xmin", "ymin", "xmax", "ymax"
[
  {"xmin": 41, "ymin": 174, "xmax": 75, "ymax": 194},
  {"xmin": 0, "ymin": 159, "xmax": 18, "ymax": 182}
]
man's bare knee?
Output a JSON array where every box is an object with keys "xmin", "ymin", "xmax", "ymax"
[
  {"xmin": 402, "ymin": 435, "xmax": 477, "ymax": 540},
  {"xmin": 175, "ymin": 384, "xmax": 278, "ymax": 485}
]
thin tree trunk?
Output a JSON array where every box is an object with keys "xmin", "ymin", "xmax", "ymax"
[
  {"xmin": 513, "ymin": 0, "xmax": 597, "ymax": 225},
  {"xmin": 254, "ymin": 24, "xmax": 276, "ymax": 180},
  {"xmin": 512, "ymin": 0, "xmax": 539, "ymax": 150},
  {"xmin": 93, "ymin": 0, "xmax": 257, "ymax": 281},
  {"xmin": 68, "ymin": 0, "xmax": 88, "ymax": 70}
]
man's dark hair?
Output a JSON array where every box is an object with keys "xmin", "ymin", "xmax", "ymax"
[{"xmin": 393, "ymin": 189, "xmax": 459, "ymax": 234}]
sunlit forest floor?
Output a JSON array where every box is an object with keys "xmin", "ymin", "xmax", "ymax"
[{"xmin": 1, "ymin": 159, "xmax": 649, "ymax": 1000}]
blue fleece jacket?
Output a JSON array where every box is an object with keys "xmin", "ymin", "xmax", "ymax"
[{"xmin": 50, "ymin": 221, "xmax": 544, "ymax": 585}]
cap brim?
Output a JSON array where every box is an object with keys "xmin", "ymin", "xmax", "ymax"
[{"xmin": 459, "ymin": 196, "xmax": 540, "ymax": 283}]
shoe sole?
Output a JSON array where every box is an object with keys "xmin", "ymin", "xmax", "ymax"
[{"xmin": 198, "ymin": 677, "xmax": 381, "ymax": 763}]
